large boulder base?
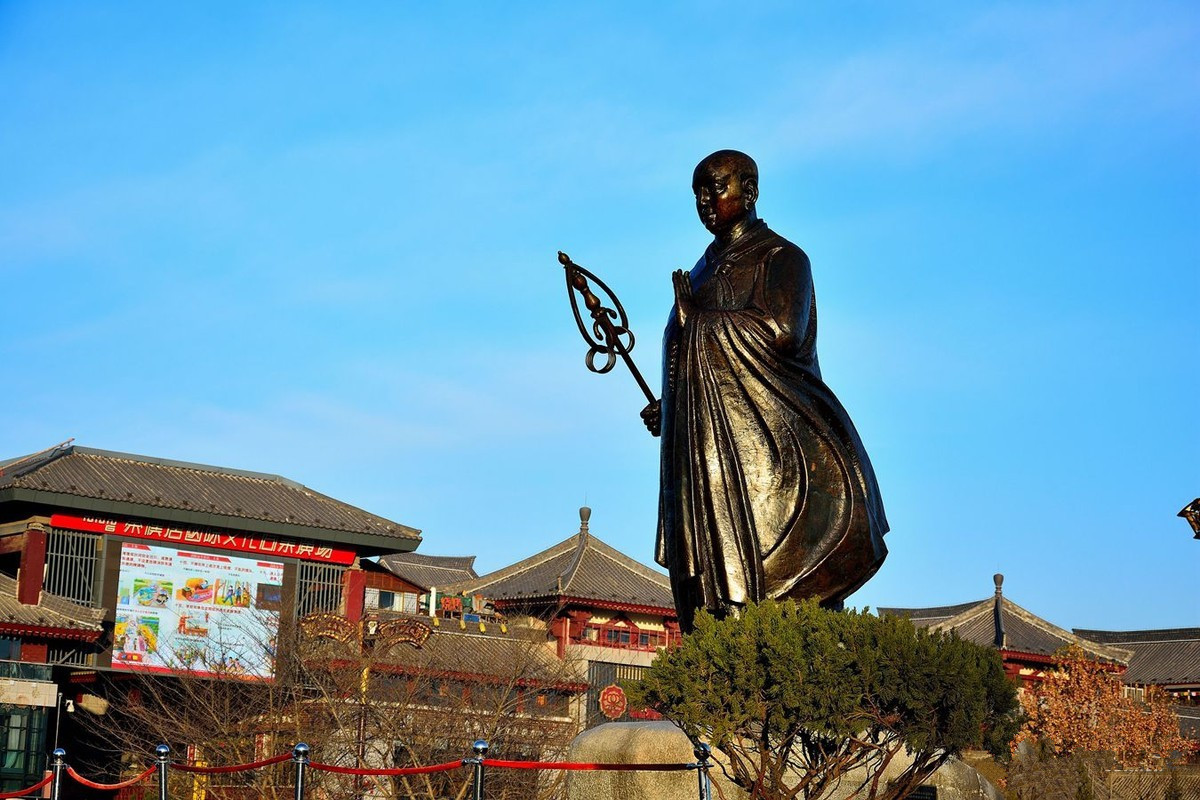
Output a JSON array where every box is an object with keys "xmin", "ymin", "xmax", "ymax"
[
  {"xmin": 565, "ymin": 721, "xmax": 1003, "ymax": 800},
  {"xmin": 566, "ymin": 721, "xmax": 697, "ymax": 800}
]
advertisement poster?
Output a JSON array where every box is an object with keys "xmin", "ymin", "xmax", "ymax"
[{"xmin": 113, "ymin": 542, "xmax": 284, "ymax": 680}]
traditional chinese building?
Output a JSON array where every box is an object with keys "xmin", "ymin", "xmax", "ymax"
[
  {"xmin": 292, "ymin": 601, "xmax": 586, "ymax": 799},
  {"xmin": 1070, "ymin": 628, "xmax": 1200, "ymax": 703},
  {"xmin": 0, "ymin": 441, "xmax": 421, "ymax": 785},
  {"xmin": 436, "ymin": 507, "xmax": 681, "ymax": 728},
  {"xmin": 879, "ymin": 574, "xmax": 1131, "ymax": 691},
  {"xmin": 370, "ymin": 552, "xmax": 479, "ymax": 617},
  {"xmin": 1071, "ymin": 627, "xmax": 1200, "ymax": 741}
]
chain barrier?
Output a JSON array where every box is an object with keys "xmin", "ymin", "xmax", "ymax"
[{"xmin": 41, "ymin": 738, "xmax": 714, "ymax": 800}]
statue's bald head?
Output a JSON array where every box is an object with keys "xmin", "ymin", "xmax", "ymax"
[{"xmin": 694, "ymin": 150, "xmax": 758, "ymax": 189}]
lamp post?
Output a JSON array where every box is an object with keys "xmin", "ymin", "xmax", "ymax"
[
  {"xmin": 354, "ymin": 618, "xmax": 377, "ymax": 800},
  {"xmin": 297, "ymin": 612, "xmax": 432, "ymax": 799}
]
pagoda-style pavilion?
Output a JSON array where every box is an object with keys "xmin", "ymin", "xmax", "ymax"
[{"xmin": 880, "ymin": 574, "xmax": 1131, "ymax": 690}]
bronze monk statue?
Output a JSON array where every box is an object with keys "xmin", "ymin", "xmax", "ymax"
[{"xmin": 642, "ymin": 150, "xmax": 889, "ymax": 629}]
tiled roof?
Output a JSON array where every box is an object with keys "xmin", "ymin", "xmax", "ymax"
[
  {"xmin": 376, "ymin": 552, "xmax": 478, "ymax": 591},
  {"xmin": 881, "ymin": 591, "xmax": 1131, "ymax": 665},
  {"xmin": 1073, "ymin": 629, "xmax": 1200, "ymax": 686},
  {"xmin": 1074, "ymin": 628, "xmax": 1200, "ymax": 645},
  {"xmin": 0, "ymin": 574, "xmax": 106, "ymax": 638},
  {"xmin": 448, "ymin": 510, "xmax": 674, "ymax": 612},
  {"xmin": 0, "ymin": 444, "xmax": 420, "ymax": 549},
  {"xmin": 376, "ymin": 626, "xmax": 586, "ymax": 690},
  {"xmin": 877, "ymin": 601, "xmax": 981, "ymax": 627}
]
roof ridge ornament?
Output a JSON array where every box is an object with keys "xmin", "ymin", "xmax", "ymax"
[
  {"xmin": 993, "ymin": 573, "xmax": 1006, "ymax": 650},
  {"xmin": 0, "ymin": 438, "xmax": 74, "ymax": 479},
  {"xmin": 555, "ymin": 507, "xmax": 593, "ymax": 594}
]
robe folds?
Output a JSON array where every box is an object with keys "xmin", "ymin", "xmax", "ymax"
[{"xmin": 655, "ymin": 220, "xmax": 888, "ymax": 627}]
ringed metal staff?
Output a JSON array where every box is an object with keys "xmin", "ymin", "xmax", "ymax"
[{"xmin": 557, "ymin": 251, "xmax": 657, "ymax": 406}]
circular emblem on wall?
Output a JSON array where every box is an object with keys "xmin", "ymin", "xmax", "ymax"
[{"xmin": 598, "ymin": 684, "xmax": 628, "ymax": 719}]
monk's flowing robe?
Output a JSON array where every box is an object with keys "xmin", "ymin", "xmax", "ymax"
[{"xmin": 655, "ymin": 220, "xmax": 888, "ymax": 628}]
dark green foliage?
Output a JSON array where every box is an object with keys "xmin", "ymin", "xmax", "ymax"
[{"xmin": 628, "ymin": 599, "xmax": 1020, "ymax": 800}]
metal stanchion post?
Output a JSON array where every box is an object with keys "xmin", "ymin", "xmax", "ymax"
[
  {"xmin": 468, "ymin": 739, "xmax": 488, "ymax": 800},
  {"xmin": 293, "ymin": 743, "xmax": 310, "ymax": 800},
  {"xmin": 49, "ymin": 748, "xmax": 66, "ymax": 800},
  {"xmin": 693, "ymin": 743, "xmax": 712, "ymax": 800},
  {"xmin": 156, "ymin": 744, "xmax": 170, "ymax": 800}
]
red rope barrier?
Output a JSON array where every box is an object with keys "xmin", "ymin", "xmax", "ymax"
[
  {"xmin": 0, "ymin": 774, "xmax": 52, "ymax": 799},
  {"xmin": 172, "ymin": 752, "xmax": 293, "ymax": 774},
  {"xmin": 45, "ymin": 748, "xmax": 694, "ymax": 785},
  {"xmin": 308, "ymin": 759, "xmax": 464, "ymax": 776},
  {"xmin": 66, "ymin": 765, "xmax": 156, "ymax": 791},
  {"xmin": 303, "ymin": 758, "xmax": 694, "ymax": 776},
  {"xmin": 483, "ymin": 758, "xmax": 694, "ymax": 772}
]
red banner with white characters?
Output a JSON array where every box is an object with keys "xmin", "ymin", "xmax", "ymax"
[{"xmin": 50, "ymin": 514, "xmax": 355, "ymax": 565}]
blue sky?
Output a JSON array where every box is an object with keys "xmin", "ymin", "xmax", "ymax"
[{"xmin": 2, "ymin": 2, "xmax": 1197, "ymax": 630}]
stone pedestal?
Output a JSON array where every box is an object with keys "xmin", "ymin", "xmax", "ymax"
[
  {"xmin": 565, "ymin": 721, "xmax": 702, "ymax": 800},
  {"xmin": 565, "ymin": 721, "xmax": 1004, "ymax": 800}
]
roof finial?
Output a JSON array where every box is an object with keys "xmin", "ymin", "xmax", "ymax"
[
  {"xmin": 0, "ymin": 438, "xmax": 74, "ymax": 480},
  {"xmin": 993, "ymin": 573, "xmax": 1005, "ymax": 649},
  {"xmin": 556, "ymin": 507, "xmax": 592, "ymax": 596}
]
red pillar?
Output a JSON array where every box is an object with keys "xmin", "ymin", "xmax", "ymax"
[
  {"xmin": 342, "ymin": 567, "xmax": 366, "ymax": 622},
  {"xmin": 551, "ymin": 616, "xmax": 571, "ymax": 660},
  {"xmin": 18, "ymin": 528, "xmax": 47, "ymax": 605},
  {"xmin": 664, "ymin": 620, "xmax": 681, "ymax": 648}
]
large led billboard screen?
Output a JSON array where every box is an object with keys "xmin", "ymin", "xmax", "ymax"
[{"xmin": 113, "ymin": 542, "xmax": 284, "ymax": 680}]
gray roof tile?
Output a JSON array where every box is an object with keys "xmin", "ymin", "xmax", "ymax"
[
  {"xmin": 1, "ymin": 445, "xmax": 419, "ymax": 543},
  {"xmin": 377, "ymin": 553, "xmax": 478, "ymax": 591},
  {"xmin": 883, "ymin": 596, "xmax": 1131, "ymax": 664},
  {"xmin": 1073, "ymin": 629, "xmax": 1200, "ymax": 686},
  {"xmin": 878, "ymin": 601, "xmax": 981, "ymax": 626},
  {"xmin": 0, "ymin": 574, "xmax": 106, "ymax": 636},
  {"xmin": 371, "ymin": 624, "xmax": 586, "ymax": 689},
  {"xmin": 1175, "ymin": 706, "xmax": 1200, "ymax": 739},
  {"xmin": 449, "ymin": 530, "xmax": 674, "ymax": 612}
]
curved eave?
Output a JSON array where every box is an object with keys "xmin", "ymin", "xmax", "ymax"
[
  {"xmin": 494, "ymin": 594, "xmax": 675, "ymax": 618},
  {"xmin": 0, "ymin": 487, "xmax": 420, "ymax": 556},
  {"xmin": 65, "ymin": 671, "xmax": 100, "ymax": 683},
  {"xmin": 563, "ymin": 596, "xmax": 676, "ymax": 618},
  {"xmin": 0, "ymin": 622, "xmax": 102, "ymax": 642},
  {"xmin": 1129, "ymin": 680, "xmax": 1200, "ymax": 689},
  {"xmin": 1000, "ymin": 648, "xmax": 1128, "ymax": 670}
]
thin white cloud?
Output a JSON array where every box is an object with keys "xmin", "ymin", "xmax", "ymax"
[{"xmin": 696, "ymin": 5, "xmax": 1199, "ymax": 164}]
